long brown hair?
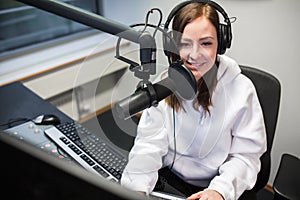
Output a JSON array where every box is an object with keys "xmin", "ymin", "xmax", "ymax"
[{"xmin": 165, "ymin": 2, "xmax": 219, "ymax": 114}]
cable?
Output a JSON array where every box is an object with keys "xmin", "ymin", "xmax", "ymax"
[
  {"xmin": 115, "ymin": 22, "xmax": 167, "ymax": 60},
  {"xmin": 169, "ymin": 95, "xmax": 177, "ymax": 170},
  {"xmin": 143, "ymin": 8, "xmax": 163, "ymax": 38},
  {"xmin": 0, "ymin": 118, "xmax": 30, "ymax": 128},
  {"xmin": 115, "ymin": 22, "xmax": 166, "ymax": 59}
]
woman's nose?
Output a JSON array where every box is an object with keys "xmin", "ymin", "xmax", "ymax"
[{"xmin": 189, "ymin": 45, "xmax": 202, "ymax": 60}]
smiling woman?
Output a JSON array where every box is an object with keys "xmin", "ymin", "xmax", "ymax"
[{"xmin": 120, "ymin": 1, "xmax": 267, "ymax": 200}]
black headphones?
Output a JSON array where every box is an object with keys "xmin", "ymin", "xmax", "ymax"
[{"xmin": 163, "ymin": 0, "xmax": 232, "ymax": 62}]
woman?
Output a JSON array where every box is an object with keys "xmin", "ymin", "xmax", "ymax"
[{"xmin": 121, "ymin": 1, "xmax": 267, "ymax": 200}]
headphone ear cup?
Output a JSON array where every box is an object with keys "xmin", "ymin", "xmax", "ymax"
[
  {"xmin": 218, "ymin": 24, "xmax": 226, "ymax": 55},
  {"xmin": 225, "ymin": 24, "xmax": 232, "ymax": 49},
  {"xmin": 218, "ymin": 23, "xmax": 232, "ymax": 55}
]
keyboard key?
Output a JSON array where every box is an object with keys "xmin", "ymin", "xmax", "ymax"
[
  {"xmin": 68, "ymin": 144, "xmax": 82, "ymax": 155},
  {"xmin": 59, "ymin": 136, "xmax": 70, "ymax": 144},
  {"xmin": 93, "ymin": 165, "xmax": 109, "ymax": 178},
  {"xmin": 80, "ymin": 154, "xmax": 95, "ymax": 166}
]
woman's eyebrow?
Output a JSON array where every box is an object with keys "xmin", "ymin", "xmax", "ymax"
[
  {"xmin": 181, "ymin": 36, "xmax": 215, "ymax": 41},
  {"xmin": 200, "ymin": 36, "xmax": 215, "ymax": 40}
]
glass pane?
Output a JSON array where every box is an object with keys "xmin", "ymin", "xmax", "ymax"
[{"xmin": 0, "ymin": 0, "xmax": 100, "ymax": 54}]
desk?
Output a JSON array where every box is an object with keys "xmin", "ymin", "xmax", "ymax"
[{"xmin": 0, "ymin": 82, "xmax": 71, "ymax": 130}]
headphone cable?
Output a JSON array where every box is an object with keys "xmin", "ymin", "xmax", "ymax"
[{"xmin": 169, "ymin": 95, "xmax": 177, "ymax": 170}]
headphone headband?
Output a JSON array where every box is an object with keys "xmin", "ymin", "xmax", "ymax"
[{"xmin": 164, "ymin": 0, "xmax": 231, "ymax": 30}]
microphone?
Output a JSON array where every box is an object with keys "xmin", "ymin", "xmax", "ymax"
[{"xmin": 114, "ymin": 60, "xmax": 197, "ymax": 120}]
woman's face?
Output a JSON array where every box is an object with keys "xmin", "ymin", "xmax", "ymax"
[{"xmin": 179, "ymin": 16, "xmax": 218, "ymax": 81}]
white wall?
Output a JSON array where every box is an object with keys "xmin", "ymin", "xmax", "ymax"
[{"xmin": 103, "ymin": 0, "xmax": 300, "ymax": 185}]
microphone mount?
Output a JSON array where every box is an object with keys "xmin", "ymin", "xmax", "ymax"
[{"xmin": 115, "ymin": 8, "xmax": 164, "ymax": 88}]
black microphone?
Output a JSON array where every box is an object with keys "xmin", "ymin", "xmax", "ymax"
[{"xmin": 114, "ymin": 60, "xmax": 197, "ymax": 120}]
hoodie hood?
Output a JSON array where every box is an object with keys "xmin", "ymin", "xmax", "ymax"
[{"xmin": 217, "ymin": 55, "xmax": 241, "ymax": 85}]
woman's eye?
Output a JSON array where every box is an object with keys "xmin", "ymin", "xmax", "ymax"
[
  {"xmin": 202, "ymin": 42, "xmax": 213, "ymax": 46},
  {"xmin": 179, "ymin": 42, "xmax": 192, "ymax": 48}
]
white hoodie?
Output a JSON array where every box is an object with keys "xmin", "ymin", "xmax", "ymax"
[{"xmin": 121, "ymin": 55, "xmax": 267, "ymax": 200}]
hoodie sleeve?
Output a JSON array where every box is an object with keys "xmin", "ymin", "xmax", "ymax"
[{"xmin": 120, "ymin": 105, "xmax": 169, "ymax": 195}]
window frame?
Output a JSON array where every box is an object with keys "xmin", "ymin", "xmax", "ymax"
[{"xmin": 0, "ymin": 0, "xmax": 103, "ymax": 58}]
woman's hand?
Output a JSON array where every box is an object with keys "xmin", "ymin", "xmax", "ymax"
[
  {"xmin": 137, "ymin": 191, "xmax": 146, "ymax": 196},
  {"xmin": 187, "ymin": 189, "xmax": 224, "ymax": 200}
]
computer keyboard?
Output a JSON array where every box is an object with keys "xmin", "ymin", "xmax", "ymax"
[
  {"xmin": 44, "ymin": 120, "xmax": 186, "ymax": 200},
  {"xmin": 44, "ymin": 121, "xmax": 127, "ymax": 182}
]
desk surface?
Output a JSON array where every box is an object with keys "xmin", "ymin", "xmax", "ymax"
[{"xmin": 0, "ymin": 82, "xmax": 71, "ymax": 130}]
